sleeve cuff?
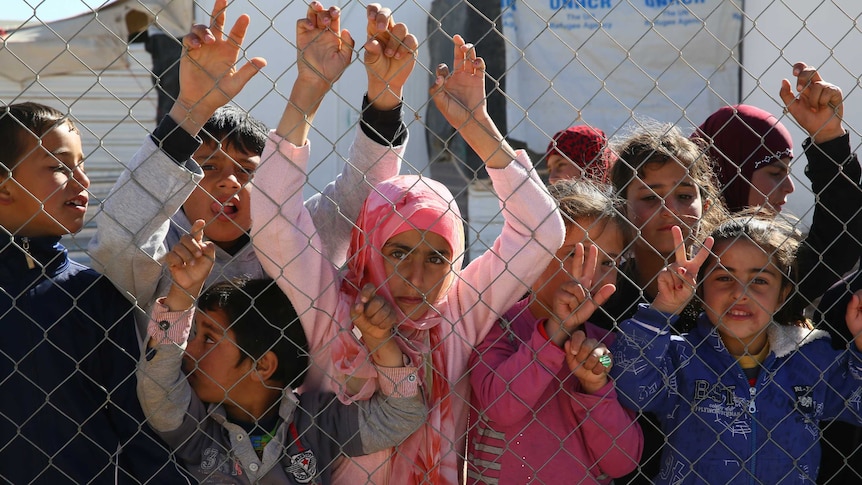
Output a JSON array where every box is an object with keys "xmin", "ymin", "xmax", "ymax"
[
  {"xmin": 147, "ymin": 298, "xmax": 194, "ymax": 346},
  {"xmin": 360, "ymin": 94, "xmax": 406, "ymax": 146},
  {"xmin": 375, "ymin": 366, "xmax": 420, "ymax": 399},
  {"xmin": 150, "ymin": 115, "xmax": 203, "ymax": 167}
]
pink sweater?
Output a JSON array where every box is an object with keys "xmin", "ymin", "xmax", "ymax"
[
  {"xmin": 468, "ymin": 299, "xmax": 643, "ymax": 484},
  {"xmin": 252, "ymin": 134, "xmax": 564, "ymax": 484}
]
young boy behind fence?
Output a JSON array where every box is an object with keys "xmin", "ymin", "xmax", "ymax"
[
  {"xmin": 0, "ymin": 102, "xmax": 186, "ymax": 484},
  {"xmin": 136, "ymin": 221, "xmax": 425, "ymax": 484}
]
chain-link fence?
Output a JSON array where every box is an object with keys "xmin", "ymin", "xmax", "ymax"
[{"xmin": 2, "ymin": 0, "xmax": 862, "ymax": 483}]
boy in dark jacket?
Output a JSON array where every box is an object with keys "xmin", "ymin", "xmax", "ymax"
[{"xmin": 0, "ymin": 102, "xmax": 187, "ymax": 483}]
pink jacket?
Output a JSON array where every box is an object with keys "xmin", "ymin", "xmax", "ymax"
[
  {"xmin": 468, "ymin": 299, "xmax": 643, "ymax": 484},
  {"xmin": 252, "ymin": 134, "xmax": 564, "ymax": 484}
]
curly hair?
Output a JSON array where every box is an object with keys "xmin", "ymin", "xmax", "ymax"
[{"xmin": 609, "ymin": 120, "xmax": 726, "ymax": 240}]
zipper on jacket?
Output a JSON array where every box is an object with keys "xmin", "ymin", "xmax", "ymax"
[
  {"xmin": 748, "ymin": 382, "xmax": 758, "ymax": 485},
  {"xmin": 21, "ymin": 237, "xmax": 35, "ymax": 270}
]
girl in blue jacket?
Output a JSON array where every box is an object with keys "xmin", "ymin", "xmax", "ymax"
[{"xmin": 610, "ymin": 214, "xmax": 862, "ymax": 484}]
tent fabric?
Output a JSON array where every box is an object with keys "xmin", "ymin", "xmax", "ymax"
[{"xmin": 0, "ymin": 0, "xmax": 191, "ymax": 83}]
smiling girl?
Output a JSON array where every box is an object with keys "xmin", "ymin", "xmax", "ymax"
[{"xmin": 610, "ymin": 215, "xmax": 862, "ymax": 484}]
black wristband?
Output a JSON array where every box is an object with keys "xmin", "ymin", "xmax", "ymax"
[
  {"xmin": 360, "ymin": 94, "xmax": 407, "ymax": 146},
  {"xmin": 150, "ymin": 115, "xmax": 202, "ymax": 166}
]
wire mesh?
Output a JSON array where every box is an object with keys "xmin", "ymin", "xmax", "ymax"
[{"xmin": 1, "ymin": 0, "xmax": 862, "ymax": 483}]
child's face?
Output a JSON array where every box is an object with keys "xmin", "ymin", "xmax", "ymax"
[
  {"xmin": 183, "ymin": 142, "xmax": 259, "ymax": 250},
  {"xmin": 382, "ymin": 229, "xmax": 452, "ymax": 319},
  {"xmin": 702, "ymin": 239, "xmax": 788, "ymax": 356},
  {"xmin": 534, "ymin": 218, "xmax": 625, "ymax": 313},
  {"xmin": 547, "ymin": 154, "xmax": 584, "ymax": 184},
  {"xmin": 183, "ymin": 308, "xmax": 257, "ymax": 407},
  {"xmin": 625, "ymin": 161, "xmax": 704, "ymax": 256},
  {"xmin": 0, "ymin": 124, "xmax": 89, "ymax": 237},
  {"xmin": 748, "ymin": 158, "xmax": 794, "ymax": 213}
]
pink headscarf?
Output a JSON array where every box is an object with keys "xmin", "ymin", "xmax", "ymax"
[
  {"xmin": 340, "ymin": 175, "xmax": 465, "ymax": 328},
  {"xmin": 333, "ymin": 175, "xmax": 466, "ymax": 484},
  {"xmin": 545, "ymin": 125, "xmax": 617, "ymax": 183},
  {"xmin": 693, "ymin": 104, "xmax": 794, "ymax": 212}
]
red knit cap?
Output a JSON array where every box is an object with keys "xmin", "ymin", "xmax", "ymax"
[
  {"xmin": 545, "ymin": 125, "xmax": 616, "ymax": 183},
  {"xmin": 693, "ymin": 105, "xmax": 794, "ymax": 212}
]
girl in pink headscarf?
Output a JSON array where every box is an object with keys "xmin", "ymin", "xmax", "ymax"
[{"xmin": 253, "ymin": 32, "xmax": 564, "ymax": 485}]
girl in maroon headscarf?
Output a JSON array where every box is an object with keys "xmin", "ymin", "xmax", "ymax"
[
  {"xmin": 693, "ymin": 62, "xmax": 862, "ymax": 310},
  {"xmin": 544, "ymin": 125, "xmax": 617, "ymax": 184}
]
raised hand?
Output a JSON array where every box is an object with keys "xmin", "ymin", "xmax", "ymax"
[
  {"xmin": 171, "ymin": 0, "xmax": 266, "ymax": 134},
  {"xmin": 430, "ymin": 34, "xmax": 488, "ymax": 133},
  {"xmin": 430, "ymin": 34, "xmax": 516, "ymax": 169},
  {"xmin": 779, "ymin": 62, "xmax": 845, "ymax": 144},
  {"xmin": 564, "ymin": 331, "xmax": 611, "ymax": 394},
  {"xmin": 296, "ymin": 2, "xmax": 355, "ymax": 89},
  {"xmin": 845, "ymin": 290, "xmax": 862, "ymax": 352},
  {"xmin": 545, "ymin": 243, "xmax": 617, "ymax": 347},
  {"xmin": 364, "ymin": 4, "xmax": 418, "ymax": 110},
  {"xmin": 652, "ymin": 226, "xmax": 714, "ymax": 315},
  {"xmin": 164, "ymin": 219, "xmax": 216, "ymax": 311}
]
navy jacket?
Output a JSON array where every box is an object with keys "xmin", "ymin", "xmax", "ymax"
[{"xmin": 0, "ymin": 235, "xmax": 187, "ymax": 484}]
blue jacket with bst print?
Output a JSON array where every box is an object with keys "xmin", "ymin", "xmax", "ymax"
[{"xmin": 610, "ymin": 304, "xmax": 862, "ymax": 485}]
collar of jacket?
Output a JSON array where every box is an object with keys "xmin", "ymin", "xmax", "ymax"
[
  {"xmin": 691, "ymin": 312, "xmax": 830, "ymax": 359},
  {"xmin": 1, "ymin": 233, "xmax": 68, "ymax": 282}
]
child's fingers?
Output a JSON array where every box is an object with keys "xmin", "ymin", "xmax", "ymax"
[
  {"xmin": 164, "ymin": 251, "xmax": 185, "ymax": 270},
  {"xmin": 582, "ymin": 244, "xmax": 598, "ymax": 288},
  {"xmin": 310, "ymin": 5, "xmax": 333, "ymax": 30},
  {"xmin": 591, "ymin": 283, "xmax": 617, "ymax": 308},
  {"xmin": 779, "ymin": 79, "xmax": 796, "ymax": 110},
  {"xmin": 429, "ymin": 63, "xmax": 450, "ymax": 95},
  {"xmin": 366, "ymin": 296, "xmax": 395, "ymax": 329},
  {"xmin": 352, "ymin": 283, "xmax": 376, "ymax": 318},
  {"xmin": 210, "ymin": 0, "xmax": 228, "ymax": 38},
  {"xmin": 185, "ymin": 25, "xmax": 215, "ymax": 49},
  {"xmin": 568, "ymin": 330, "xmax": 587, "ymax": 357},
  {"xmin": 470, "ymin": 54, "xmax": 485, "ymax": 76},
  {"xmin": 816, "ymin": 84, "xmax": 843, "ymax": 113},
  {"xmin": 166, "ymin": 246, "xmax": 196, "ymax": 270},
  {"xmin": 226, "ymin": 14, "xmax": 251, "ymax": 49},
  {"xmin": 568, "ymin": 242, "xmax": 585, "ymax": 280},
  {"xmin": 452, "ymin": 34, "xmax": 467, "ymax": 69},
  {"xmin": 688, "ymin": 236, "xmax": 714, "ymax": 272},
  {"xmin": 386, "ymin": 22, "xmax": 411, "ymax": 58},
  {"xmin": 793, "ymin": 62, "xmax": 823, "ymax": 92},
  {"xmin": 359, "ymin": 283, "xmax": 376, "ymax": 305},
  {"xmin": 671, "ymin": 225, "xmax": 687, "ymax": 265},
  {"xmin": 394, "ymin": 31, "xmax": 419, "ymax": 60},
  {"xmin": 235, "ymin": 58, "xmax": 267, "ymax": 85},
  {"xmin": 327, "ymin": 5, "xmax": 341, "ymax": 32},
  {"xmin": 190, "ymin": 219, "xmax": 207, "ymax": 243},
  {"xmin": 366, "ymin": 3, "xmax": 394, "ymax": 38}
]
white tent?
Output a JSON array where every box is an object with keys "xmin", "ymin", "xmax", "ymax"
[{"xmin": 0, "ymin": 0, "xmax": 191, "ymax": 83}]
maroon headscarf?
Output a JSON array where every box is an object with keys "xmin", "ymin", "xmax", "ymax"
[
  {"xmin": 693, "ymin": 104, "xmax": 794, "ymax": 212},
  {"xmin": 545, "ymin": 125, "xmax": 617, "ymax": 183}
]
